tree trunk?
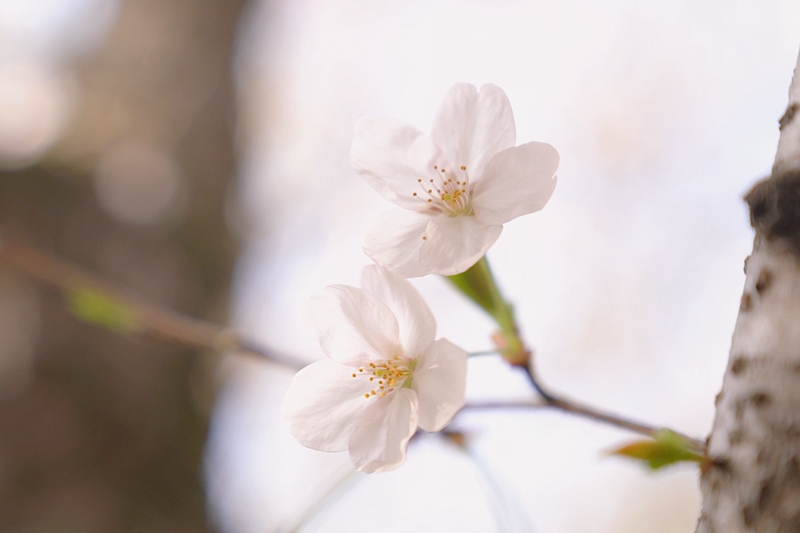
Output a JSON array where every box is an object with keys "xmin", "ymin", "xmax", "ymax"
[{"xmin": 697, "ymin": 50, "xmax": 800, "ymax": 532}]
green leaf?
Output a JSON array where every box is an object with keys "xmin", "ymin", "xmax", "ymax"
[
  {"xmin": 65, "ymin": 286, "xmax": 139, "ymax": 333},
  {"xmin": 609, "ymin": 430, "xmax": 704, "ymax": 471}
]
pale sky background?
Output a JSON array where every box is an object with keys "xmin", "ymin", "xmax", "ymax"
[
  {"xmin": 209, "ymin": 1, "xmax": 800, "ymax": 532},
  {"xmin": 2, "ymin": 0, "xmax": 800, "ymax": 532}
]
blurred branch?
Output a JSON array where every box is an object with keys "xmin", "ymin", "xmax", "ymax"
[
  {"xmin": 276, "ymin": 464, "xmax": 361, "ymax": 533},
  {"xmin": 0, "ymin": 228, "xmax": 307, "ymax": 369},
  {"xmin": 442, "ymin": 431, "xmax": 536, "ymax": 533},
  {"xmin": 0, "ymin": 228, "xmax": 707, "ymax": 451},
  {"xmin": 468, "ymin": 349, "xmax": 501, "ymax": 356}
]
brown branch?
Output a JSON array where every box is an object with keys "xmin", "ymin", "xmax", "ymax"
[
  {"xmin": 546, "ymin": 392, "xmax": 705, "ymax": 451},
  {"xmin": 0, "ymin": 227, "xmax": 708, "ymax": 451},
  {"xmin": 518, "ymin": 361, "xmax": 706, "ymax": 452},
  {"xmin": 460, "ymin": 356, "xmax": 706, "ymax": 451},
  {"xmin": 0, "ymin": 228, "xmax": 308, "ymax": 370},
  {"xmin": 460, "ymin": 382, "xmax": 706, "ymax": 453},
  {"xmin": 452, "ymin": 255, "xmax": 706, "ymax": 452}
]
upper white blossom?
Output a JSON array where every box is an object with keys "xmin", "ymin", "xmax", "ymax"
[
  {"xmin": 351, "ymin": 83, "xmax": 560, "ymax": 277},
  {"xmin": 282, "ymin": 265, "xmax": 468, "ymax": 473}
]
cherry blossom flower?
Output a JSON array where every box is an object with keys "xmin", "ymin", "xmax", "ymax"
[
  {"xmin": 351, "ymin": 83, "xmax": 559, "ymax": 277},
  {"xmin": 282, "ymin": 265, "xmax": 468, "ymax": 473}
]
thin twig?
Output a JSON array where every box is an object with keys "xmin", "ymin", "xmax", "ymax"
[
  {"xmin": 468, "ymin": 349, "xmax": 500, "ymax": 357},
  {"xmin": 275, "ymin": 464, "xmax": 361, "ymax": 533},
  {"xmin": 0, "ymin": 229, "xmax": 308, "ymax": 369},
  {"xmin": 461, "ymin": 399, "xmax": 544, "ymax": 410},
  {"xmin": 451, "ymin": 434, "xmax": 536, "ymax": 533}
]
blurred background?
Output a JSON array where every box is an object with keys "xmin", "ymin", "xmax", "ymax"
[{"xmin": 0, "ymin": 0, "xmax": 799, "ymax": 532}]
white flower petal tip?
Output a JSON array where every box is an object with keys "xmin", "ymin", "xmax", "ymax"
[
  {"xmin": 351, "ymin": 83, "xmax": 559, "ymax": 277},
  {"xmin": 284, "ymin": 266, "xmax": 468, "ymax": 472}
]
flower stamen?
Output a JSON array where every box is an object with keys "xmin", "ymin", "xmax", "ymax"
[
  {"xmin": 412, "ymin": 164, "xmax": 472, "ymax": 216},
  {"xmin": 351, "ymin": 355, "xmax": 415, "ymax": 399}
]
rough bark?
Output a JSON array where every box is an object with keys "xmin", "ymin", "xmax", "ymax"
[
  {"xmin": 0, "ymin": 0, "xmax": 243, "ymax": 531},
  {"xmin": 697, "ymin": 50, "xmax": 800, "ymax": 533}
]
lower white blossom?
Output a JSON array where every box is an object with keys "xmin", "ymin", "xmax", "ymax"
[{"xmin": 282, "ymin": 265, "xmax": 468, "ymax": 473}]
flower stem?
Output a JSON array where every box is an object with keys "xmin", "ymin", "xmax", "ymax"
[{"xmin": 446, "ymin": 256, "xmax": 528, "ymax": 364}]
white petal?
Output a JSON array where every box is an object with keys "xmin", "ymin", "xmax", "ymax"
[
  {"xmin": 306, "ymin": 285, "xmax": 399, "ymax": 365},
  {"xmin": 363, "ymin": 209, "xmax": 431, "ymax": 278},
  {"xmin": 348, "ymin": 388, "xmax": 419, "ymax": 473},
  {"xmin": 282, "ymin": 360, "xmax": 374, "ymax": 452},
  {"xmin": 418, "ymin": 215, "xmax": 503, "ymax": 276},
  {"xmin": 431, "ymin": 83, "xmax": 516, "ymax": 182},
  {"xmin": 414, "ymin": 338, "xmax": 468, "ymax": 432},
  {"xmin": 350, "ymin": 117, "xmax": 442, "ymax": 210},
  {"xmin": 471, "ymin": 141, "xmax": 559, "ymax": 226},
  {"xmin": 360, "ymin": 265, "xmax": 436, "ymax": 358}
]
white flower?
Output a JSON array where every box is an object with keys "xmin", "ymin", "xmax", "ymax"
[
  {"xmin": 351, "ymin": 83, "xmax": 560, "ymax": 277},
  {"xmin": 282, "ymin": 265, "xmax": 468, "ymax": 473}
]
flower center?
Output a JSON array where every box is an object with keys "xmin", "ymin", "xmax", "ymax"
[
  {"xmin": 412, "ymin": 164, "xmax": 472, "ymax": 216},
  {"xmin": 352, "ymin": 355, "xmax": 415, "ymax": 399}
]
